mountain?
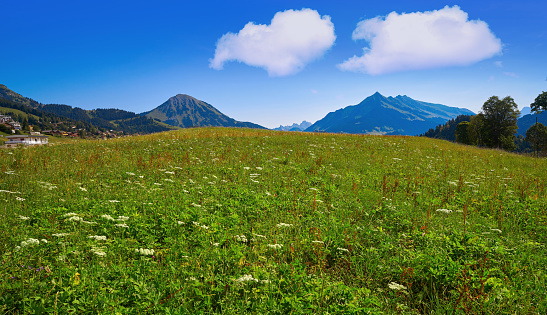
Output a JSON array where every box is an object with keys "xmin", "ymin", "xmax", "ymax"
[
  {"xmin": 517, "ymin": 111, "xmax": 547, "ymax": 136},
  {"xmin": 274, "ymin": 121, "xmax": 313, "ymax": 131},
  {"xmin": 305, "ymin": 92, "xmax": 475, "ymax": 136},
  {"xmin": 0, "ymin": 84, "xmax": 177, "ymax": 135},
  {"xmin": 142, "ymin": 94, "xmax": 265, "ymax": 129},
  {"xmin": 520, "ymin": 107, "xmax": 532, "ymax": 117}
]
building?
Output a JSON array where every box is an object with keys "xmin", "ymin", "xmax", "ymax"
[{"xmin": 4, "ymin": 134, "xmax": 49, "ymax": 148}]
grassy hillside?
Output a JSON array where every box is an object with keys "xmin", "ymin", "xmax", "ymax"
[{"xmin": 1, "ymin": 128, "xmax": 546, "ymax": 313}]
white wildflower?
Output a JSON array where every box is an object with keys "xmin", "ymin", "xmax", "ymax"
[
  {"xmin": 276, "ymin": 223, "xmax": 293, "ymax": 228},
  {"xmin": 115, "ymin": 223, "xmax": 129, "ymax": 228},
  {"xmin": 253, "ymin": 233, "xmax": 266, "ymax": 239},
  {"xmin": 212, "ymin": 243, "xmax": 220, "ymax": 247},
  {"xmin": 41, "ymin": 239, "xmax": 48, "ymax": 243},
  {"xmin": 21, "ymin": 238, "xmax": 40, "ymax": 247},
  {"xmin": 165, "ymin": 171, "xmax": 175, "ymax": 175},
  {"xmin": 164, "ymin": 179, "xmax": 174, "ymax": 182},
  {"xmin": 15, "ymin": 196, "xmax": 25, "ymax": 201},
  {"xmin": 436, "ymin": 209, "xmax": 452, "ymax": 214},
  {"xmin": 177, "ymin": 221, "xmax": 185, "ymax": 225},
  {"xmin": 52, "ymin": 233, "xmax": 69, "ymax": 237},
  {"xmin": 63, "ymin": 212, "xmax": 78, "ymax": 217},
  {"xmin": 67, "ymin": 216, "xmax": 83, "ymax": 222},
  {"xmin": 88, "ymin": 235, "xmax": 107, "ymax": 241},
  {"xmin": 235, "ymin": 235, "xmax": 248, "ymax": 242},
  {"xmin": 388, "ymin": 282, "xmax": 407, "ymax": 291},
  {"xmin": 79, "ymin": 187, "xmax": 88, "ymax": 192},
  {"xmin": 312, "ymin": 241, "xmax": 324, "ymax": 244},
  {"xmin": 256, "ymin": 167, "xmax": 263, "ymax": 170},
  {"xmin": 135, "ymin": 248, "xmax": 155, "ymax": 256},
  {"xmin": 116, "ymin": 216, "xmax": 129, "ymax": 221},
  {"xmin": 91, "ymin": 246, "xmax": 107, "ymax": 257},
  {"xmin": 267, "ymin": 244, "xmax": 283, "ymax": 249},
  {"xmin": 108, "ymin": 200, "xmax": 120, "ymax": 203},
  {"xmin": 243, "ymin": 167, "xmax": 250, "ymax": 170},
  {"xmin": 490, "ymin": 228, "xmax": 502, "ymax": 233},
  {"xmin": 337, "ymin": 247, "xmax": 349, "ymax": 252},
  {"xmin": 126, "ymin": 172, "xmax": 136, "ymax": 176},
  {"xmin": 101, "ymin": 214, "xmax": 115, "ymax": 221},
  {"xmin": 14, "ymin": 246, "xmax": 21, "ymax": 252},
  {"xmin": 18, "ymin": 215, "xmax": 30, "ymax": 220},
  {"xmin": 82, "ymin": 220, "xmax": 97, "ymax": 225},
  {"xmin": 191, "ymin": 203, "xmax": 201, "ymax": 207},
  {"xmin": 235, "ymin": 274, "xmax": 258, "ymax": 282}
]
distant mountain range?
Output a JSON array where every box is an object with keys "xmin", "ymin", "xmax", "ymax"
[
  {"xmin": 517, "ymin": 111, "xmax": 547, "ymax": 136},
  {"xmin": 305, "ymin": 92, "xmax": 475, "ymax": 135},
  {"xmin": 274, "ymin": 121, "xmax": 313, "ymax": 131},
  {"xmin": 142, "ymin": 94, "xmax": 264, "ymax": 129}
]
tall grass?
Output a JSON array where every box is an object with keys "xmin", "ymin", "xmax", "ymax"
[{"xmin": 1, "ymin": 127, "xmax": 546, "ymax": 314}]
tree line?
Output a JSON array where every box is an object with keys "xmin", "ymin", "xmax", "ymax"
[{"xmin": 454, "ymin": 91, "xmax": 547, "ymax": 155}]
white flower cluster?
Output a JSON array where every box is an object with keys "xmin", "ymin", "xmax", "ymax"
[
  {"xmin": 135, "ymin": 248, "xmax": 155, "ymax": 256},
  {"xmin": 192, "ymin": 221, "xmax": 209, "ymax": 229},
  {"xmin": 63, "ymin": 212, "xmax": 79, "ymax": 217},
  {"xmin": 88, "ymin": 235, "xmax": 107, "ymax": 241},
  {"xmin": 15, "ymin": 238, "xmax": 45, "ymax": 251},
  {"xmin": 337, "ymin": 247, "xmax": 349, "ymax": 252},
  {"xmin": 91, "ymin": 246, "xmax": 107, "ymax": 257},
  {"xmin": 276, "ymin": 223, "xmax": 293, "ymax": 228},
  {"xmin": 235, "ymin": 235, "xmax": 248, "ymax": 243},
  {"xmin": 67, "ymin": 216, "xmax": 83, "ymax": 222},
  {"xmin": 115, "ymin": 223, "xmax": 129, "ymax": 228},
  {"xmin": 388, "ymin": 282, "xmax": 407, "ymax": 291},
  {"xmin": 436, "ymin": 209, "xmax": 452, "ymax": 214},
  {"xmin": 52, "ymin": 233, "xmax": 69, "ymax": 237},
  {"xmin": 267, "ymin": 244, "xmax": 283, "ymax": 249},
  {"xmin": 18, "ymin": 215, "xmax": 30, "ymax": 220},
  {"xmin": 235, "ymin": 274, "xmax": 258, "ymax": 282},
  {"xmin": 311, "ymin": 241, "xmax": 324, "ymax": 244}
]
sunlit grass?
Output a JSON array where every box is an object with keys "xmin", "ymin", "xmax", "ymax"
[{"xmin": 1, "ymin": 127, "xmax": 546, "ymax": 313}]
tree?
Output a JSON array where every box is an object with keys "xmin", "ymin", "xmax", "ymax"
[
  {"xmin": 468, "ymin": 113, "xmax": 486, "ymax": 146},
  {"xmin": 455, "ymin": 121, "xmax": 472, "ymax": 145},
  {"xmin": 481, "ymin": 96, "xmax": 519, "ymax": 150},
  {"xmin": 525, "ymin": 122, "xmax": 547, "ymax": 157},
  {"xmin": 531, "ymin": 91, "xmax": 547, "ymax": 113},
  {"xmin": 22, "ymin": 117, "xmax": 29, "ymax": 132}
]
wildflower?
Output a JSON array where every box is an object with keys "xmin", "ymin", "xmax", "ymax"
[
  {"xmin": 126, "ymin": 172, "xmax": 136, "ymax": 176},
  {"xmin": 267, "ymin": 244, "xmax": 283, "ymax": 249},
  {"xmin": 108, "ymin": 200, "xmax": 120, "ymax": 203},
  {"xmin": 116, "ymin": 216, "xmax": 129, "ymax": 221},
  {"xmin": 256, "ymin": 167, "xmax": 263, "ymax": 170},
  {"xmin": 177, "ymin": 221, "xmax": 185, "ymax": 225},
  {"xmin": 91, "ymin": 246, "xmax": 107, "ymax": 257},
  {"xmin": 235, "ymin": 235, "xmax": 248, "ymax": 242},
  {"xmin": 388, "ymin": 282, "xmax": 407, "ymax": 290},
  {"xmin": 18, "ymin": 215, "xmax": 30, "ymax": 220},
  {"xmin": 79, "ymin": 187, "xmax": 88, "ymax": 192},
  {"xmin": 253, "ymin": 233, "xmax": 266, "ymax": 239},
  {"xmin": 135, "ymin": 248, "xmax": 155, "ymax": 256},
  {"xmin": 88, "ymin": 235, "xmax": 107, "ymax": 241},
  {"xmin": 212, "ymin": 243, "xmax": 220, "ymax": 247},
  {"xmin": 165, "ymin": 171, "xmax": 175, "ymax": 175},
  {"xmin": 235, "ymin": 274, "xmax": 258, "ymax": 282},
  {"xmin": 243, "ymin": 167, "xmax": 250, "ymax": 170},
  {"xmin": 21, "ymin": 238, "xmax": 40, "ymax": 247},
  {"xmin": 276, "ymin": 223, "xmax": 293, "ymax": 228},
  {"xmin": 15, "ymin": 197, "xmax": 25, "ymax": 201},
  {"xmin": 63, "ymin": 212, "xmax": 78, "ymax": 217},
  {"xmin": 101, "ymin": 214, "xmax": 115, "ymax": 221},
  {"xmin": 115, "ymin": 223, "xmax": 129, "ymax": 228},
  {"xmin": 40, "ymin": 239, "xmax": 48, "ymax": 243},
  {"xmin": 490, "ymin": 228, "xmax": 502, "ymax": 233},
  {"xmin": 337, "ymin": 247, "xmax": 349, "ymax": 252},
  {"xmin": 82, "ymin": 220, "xmax": 97, "ymax": 225},
  {"xmin": 311, "ymin": 240, "xmax": 324, "ymax": 244},
  {"xmin": 52, "ymin": 233, "xmax": 69, "ymax": 237},
  {"xmin": 67, "ymin": 216, "xmax": 83, "ymax": 222},
  {"xmin": 436, "ymin": 209, "xmax": 452, "ymax": 214},
  {"xmin": 191, "ymin": 203, "xmax": 201, "ymax": 207}
]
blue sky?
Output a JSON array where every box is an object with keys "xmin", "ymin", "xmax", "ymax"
[{"xmin": 1, "ymin": 0, "xmax": 546, "ymax": 128}]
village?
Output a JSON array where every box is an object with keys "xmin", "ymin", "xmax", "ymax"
[{"xmin": 0, "ymin": 114, "xmax": 120, "ymax": 148}]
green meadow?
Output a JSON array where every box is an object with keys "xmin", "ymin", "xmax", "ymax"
[{"xmin": 1, "ymin": 128, "xmax": 546, "ymax": 314}]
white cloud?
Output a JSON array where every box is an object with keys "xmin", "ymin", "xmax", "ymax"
[
  {"xmin": 338, "ymin": 6, "xmax": 502, "ymax": 75},
  {"xmin": 494, "ymin": 61, "xmax": 503, "ymax": 68},
  {"xmin": 209, "ymin": 8, "xmax": 336, "ymax": 76}
]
